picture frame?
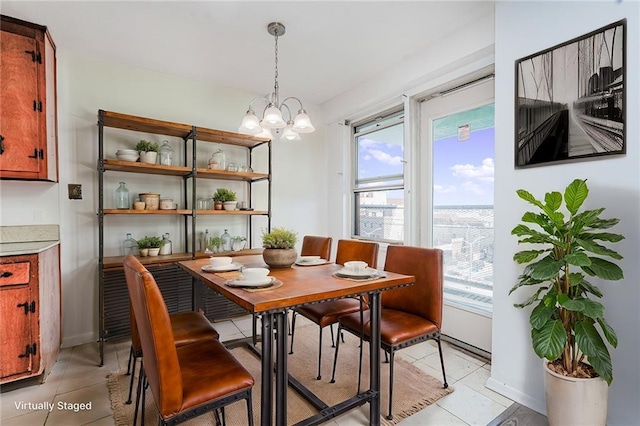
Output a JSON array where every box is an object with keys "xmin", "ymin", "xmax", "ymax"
[{"xmin": 514, "ymin": 20, "xmax": 626, "ymax": 168}]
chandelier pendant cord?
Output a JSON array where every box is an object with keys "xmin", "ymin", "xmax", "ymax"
[{"xmin": 273, "ymin": 28, "xmax": 279, "ymax": 107}]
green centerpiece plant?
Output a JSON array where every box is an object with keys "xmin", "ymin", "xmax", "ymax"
[
  {"xmin": 261, "ymin": 227, "xmax": 298, "ymax": 268},
  {"xmin": 510, "ymin": 178, "xmax": 624, "ymax": 424}
]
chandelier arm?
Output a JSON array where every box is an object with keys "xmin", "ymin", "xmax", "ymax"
[
  {"xmin": 280, "ymin": 103, "xmax": 293, "ymax": 122},
  {"xmin": 281, "ymin": 97, "xmax": 305, "ymax": 111}
]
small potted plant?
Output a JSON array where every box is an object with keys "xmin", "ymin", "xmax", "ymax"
[
  {"xmin": 208, "ymin": 236, "xmax": 225, "ymax": 253},
  {"xmin": 212, "ymin": 188, "xmax": 237, "ymax": 211},
  {"xmin": 135, "ymin": 139, "xmax": 159, "ymax": 164},
  {"xmin": 262, "ymin": 227, "xmax": 297, "ymax": 268},
  {"xmin": 510, "ymin": 179, "xmax": 624, "ymax": 425},
  {"xmin": 136, "ymin": 235, "xmax": 164, "ymax": 257}
]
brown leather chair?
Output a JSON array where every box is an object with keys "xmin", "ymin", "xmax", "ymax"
[
  {"xmin": 125, "ymin": 305, "xmax": 220, "ymax": 424},
  {"xmin": 123, "ymin": 255, "xmax": 254, "ymax": 426},
  {"xmin": 330, "ymin": 245, "xmax": 448, "ymax": 420},
  {"xmin": 291, "ymin": 239, "xmax": 378, "ymax": 380},
  {"xmin": 300, "ymin": 235, "xmax": 332, "ymax": 259}
]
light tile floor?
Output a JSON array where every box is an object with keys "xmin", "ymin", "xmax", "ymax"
[{"xmin": 0, "ymin": 315, "xmax": 513, "ymax": 425}]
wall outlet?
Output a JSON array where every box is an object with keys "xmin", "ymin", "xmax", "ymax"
[{"xmin": 68, "ymin": 184, "xmax": 82, "ymax": 200}]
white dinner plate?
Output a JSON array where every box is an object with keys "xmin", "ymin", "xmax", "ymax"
[
  {"xmin": 201, "ymin": 262, "xmax": 242, "ymax": 272},
  {"xmin": 335, "ymin": 267, "xmax": 380, "ymax": 278},
  {"xmin": 226, "ymin": 276, "xmax": 275, "ymax": 288},
  {"xmin": 295, "ymin": 259, "xmax": 328, "ymax": 266}
]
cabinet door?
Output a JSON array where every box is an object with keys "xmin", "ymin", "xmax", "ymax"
[
  {"xmin": 0, "ymin": 258, "xmax": 39, "ymax": 381},
  {"xmin": 0, "ymin": 30, "xmax": 41, "ymax": 175}
]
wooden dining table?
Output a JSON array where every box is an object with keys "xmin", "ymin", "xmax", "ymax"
[{"xmin": 178, "ymin": 255, "xmax": 414, "ymax": 426}]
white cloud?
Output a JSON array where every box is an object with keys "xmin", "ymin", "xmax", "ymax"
[
  {"xmin": 369, "ymin": 149, "xmax": 403, "ymax": 166},
  {"xmin": 451, "ymin": 158, "xmax": 494, "ymax": 179},
  {"xmin": 461, "ymin": 180, "xmax": 485, "ymax": 195},
  {"xmin": 434, "ymin": 184, "xmax": 456, "ymax": 194}
]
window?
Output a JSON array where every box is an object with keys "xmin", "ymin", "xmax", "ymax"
[{"xmin": 352, "ymin": 110, "xmax": 404, "ymax": 242}]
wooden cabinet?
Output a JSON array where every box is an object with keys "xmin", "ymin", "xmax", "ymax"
[
  {"xmin": 97, "ymin": 110, "xmax": 271, "ymax": 364},
  {"xmin": 0, "ymin": 246, "xmax": 61, "ymax": 384},
  {"xmin": 0, "ymin": 15, "xmax": 58, "ymax": 181}
]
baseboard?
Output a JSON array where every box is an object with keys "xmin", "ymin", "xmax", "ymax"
[
  {"xmin": 62, "ymin": 332, "xmax": 96, "ymax": 348},
  {"xmin": 442, "ymin": 334, "xmax": 491, "ymax": 361},
  {"xmin": 485, "ymin": 376, "xmax": 546, "ymax": 415}
]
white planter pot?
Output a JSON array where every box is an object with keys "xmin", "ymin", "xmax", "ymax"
[
  {"xmin": 139, "ymin": 151, "xmax": 158, "ymax": 164},
  {"xmin": 544, "ymin": 361, "xmax": 608, "ymax": 426},
  {"xmin": 148, "ymin": 248, "xmax": 160, "ymax": 256},
  {"xmin": 223, "ymin": 201, "xmax": 237, "ymax": 211}
]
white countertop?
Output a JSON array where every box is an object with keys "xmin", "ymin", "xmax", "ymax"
[{"xmin": 0, "ymin": 240, "xmax": 60, "ymax": 256}]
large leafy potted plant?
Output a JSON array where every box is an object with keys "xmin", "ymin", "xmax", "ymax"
[
  {"xmin": 262, "ymin": 227, "xmax": 297, "ymax": 268},
  {"xmin": 510, "ymin": 179, "xmax": 624, "ymax": 425}
]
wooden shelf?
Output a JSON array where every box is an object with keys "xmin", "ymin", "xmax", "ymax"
[
  {"xmin": 195, "ymin": 168, "xmax": 269, "ymax": 181},
  {"xmin": 194, "ymin": 210, "xmax": 268, "ymax": 216},
  {"xmin": 103, "ymin": 209, "xmax": 192, "ymax": 215},
  {"xmin": 103, "ymin": 248, "xmax": 263, "ymax": 269},
  {"xmin": 103, "ymin": 160, "xmax": 191, "ymax": 176}
]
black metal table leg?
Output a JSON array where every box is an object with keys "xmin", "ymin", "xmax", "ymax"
[
  {"xmin": 261, "ymin": 313, "xmax": 274, "ymax": 425},
  {"xmin": 369, "ymin": 292, "xmax": 381, "ymax": 425},
  {"xmin": 275, "ymin": 311, "xmax": 288, "ymax": 425}
]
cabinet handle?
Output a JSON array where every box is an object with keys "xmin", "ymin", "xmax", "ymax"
[
  {"xmin": 33, "ymin": 101, "xmax": 42, "ymax": 112},
  {"xmin": 0, "ymin": 271, "xmax": 12, "ymax": 278},
  {"xmin": 17, "ymin": 301, "xmax": 36, "ymax": 315},
  {"xmin": 0, "ymin": 135, "xmax": 4, "ymax": 155},
  {"xmin": 18, "ymin": 343, "xmax": 37, "ymax": 358},
  {"xmin": 28, "ymin": 149, "xmax": 43, "ymax": 159}
]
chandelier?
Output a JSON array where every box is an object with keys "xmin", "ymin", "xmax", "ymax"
[{"xmin": 238, "ymin": 22, "xmax": 315, "ymax": 140}]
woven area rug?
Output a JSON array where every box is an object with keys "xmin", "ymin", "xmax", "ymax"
[{"xmin": 107, "ymin": 324, "xmax": 453, "ymax": 425}]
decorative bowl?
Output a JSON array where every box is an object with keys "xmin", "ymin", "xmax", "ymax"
[{"xmin": 116, "ymin": 153, "xmax": 139, "ymax": 162}]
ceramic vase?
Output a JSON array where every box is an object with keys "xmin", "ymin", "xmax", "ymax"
[
  {"xmin": 262, "ymin": 248, "xmax": 297, "ymax": 268},
  {"xmin": 148, "ymin": 247, "xmax": 160, "ymax": 256},
  {"xmin": 139, "ymin": 151, "xmax": 158, "ymax": 164},
  {"xmin": 139, "ymin": 248, "xmax": 149, "ymax": 257},
  {"xmin": 223, "ymin": 201, "xmax": 237, "ymax": 211}
]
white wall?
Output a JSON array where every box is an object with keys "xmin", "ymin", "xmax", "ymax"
[
  {"xmin": 1, "ymin": 50, "xmax": 328, "ymax": 346},
  {"xmin": 489, "ymin": 2, "xmax": 640, "ymax": 424}
]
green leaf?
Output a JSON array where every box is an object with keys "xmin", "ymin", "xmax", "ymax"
[
  {"xmin": 521, "ymin": 212, "xmax": 555, "ymax": 233},
  {"xmin": 516, "ymin": 189, "xmax": 544, "ymax": 209},
  {"xmin": 513, "ymin": 250, "xmax": 544, "ymax": 264},
  {"xmin": 597, "ymin": 317, "xmax": 618, "ymax": 348},
  {"xmin": 590, "ymin": 218, "xmax": 620, "ymax": 230},
  {"xmin": 544, "ymin": 191, "xmax": 563, "ymax": 212},
  {"xmin": 509, "ymin": 275, "xmax": 545, "ymax": 295},
  {"xmin": 567, "ymin": 273, "xmax": 584, "ymax": 287},
  {"xmin": 532, "ymin": 320, "xmax": 566, "ymax": 360},
  {"xmin": 564, "ymin": 179, "xmax": 589, "ymax": 215},
  {"xmin": 572, "ymin": 208, "xmax": 605, "ymax": 229},
  {"xmin": 561, "ymin": 298, "xmax": 604, "ymax": 319},
  {"xmin": 511, "ymin": 224, "xmax": 535, "ymax": 237},
  {"xmin": 514, "ymin": 287, "xmax": 549, "ymax": 309},
  {"xmin": 564, "ymin": 251, "xmax": 592, "ymax": 267},
  {"xmin": 530, "ymin": 302, "xmax": 554, "ymax": 330},
  {"xmin": 526, "ymin": 256, "xmax": 563, "ymax": 281},
  {"xmin": 575, "ymin": 238, "xmax": 623, "ymax": 260},
  {"xmin": 518, "ymin": 234, "xmax": 556, "ymax": 245},
  {"xmin": 575, "ymin": 320, "xmax": 613, "ymax": 384},
  {"xmin": 586, "ymin": 232, "xmax": 625, "ymax": 243},
  {"xmin": 576, "ymin": 279, "xmax": 604, "ymax": 298},
  {"xmin": 583, "ymin": 257, "xmax": 624, "ymax": 281}
]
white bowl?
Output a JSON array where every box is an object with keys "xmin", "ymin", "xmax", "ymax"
[
  {"xmin": 344, "ymin": 260, "xmax": 368, "ymax": 272},
  {"xmin": 116, "ymin": 154, "xmax": 139, "ymax": 162},
  {"xmin": 116, "ymin": 149, "xmax": 138, "ymax": 155},
  {"xmin": 241, "ymin": 268, "xmax": 270, "ymax": 282},
  {"xmin": 210, "ymin": 256, "xmax": 232, "ymax": 267},
  {"xmin": 299, "ymin": 255, "xmax": 321, "ymax": 263}
]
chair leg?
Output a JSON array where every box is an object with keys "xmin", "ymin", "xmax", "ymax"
[
  {"xmin": 316, "ymin": 326, "xmax": 323, "ymax": 380},
  {"xmin": 133, "ymin": 361, "xmax": 143, "ymax": 426},
  {"xmin": 329, "ymin": 324, "xmax": 342, "ymax": 383},
  {"xmin": 141, "ymin": 371, "xmax": 147, "ymax": 426},
  {"xmin": 329, "ymin": 323, "xmax": 336, "ymax": 347},
  {"xmin": 436, "ymin": 335, "xmax": 449, "ymax": 388},
  {"xmin": 289, "ymin": 311, "xmax": 297, "ymax": 354},
  {"xmin": 126, "ymin": 345, "xmax": 133, "ymax": 375},
  {"xmin": 247, "ymin": 391, "xmax": 254, "ymax": 426},
  {"xmin": 386, "ymin": 349, "xmax": 395, "ymax": 420},
  {"xmin": 125, "ymin": 351, "xmax": 138, "ymax": 404},
  {"xmin": 252, "ymin": 314, "xmax": 258, "ymax": 346}
]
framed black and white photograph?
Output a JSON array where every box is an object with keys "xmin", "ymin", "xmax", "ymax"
[{"xmin": 515, "ymin": 20, "xmax": 626, "ymax": 168}]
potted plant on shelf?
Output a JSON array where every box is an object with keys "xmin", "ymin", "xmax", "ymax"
[
  {"xmin": 212, "ymin": 188, "xmax": 237, "ymax": 211},
  {"xmin": 510, "ymin": 179, "xmax": 624, "ymax": 425},
  {"xmin": 231, "ymin": 236, "xmax": 247, "ymax": 252},
  {"xmin": 208, "ymin": 236, "xmax": 225, "ymax": 253},
  {"xmin": 136, "ymin": 235, "xmax": 164, "ymax": 257},
  {"xmin": 262, "ymin": 227, "xmax": 297, "ymax": 268},
  {"xmin": 135, "ymin": 140, "xmax": 159, "ymax": 164}
]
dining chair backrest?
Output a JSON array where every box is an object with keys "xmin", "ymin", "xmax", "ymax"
[
  {"xmin": 124, "ymin": 255, "xmax": 183, "ymax": 417},
  {"xmin": 335, "ymin": 239, "xmax": 379, "ymax": 268},
  {"xmin": 381, "ymin": 245, "xmax": 443, "ymax": 330},
  {"xmin": 301, "ymin": 235, "xmax": 333, "ymax": 260}
]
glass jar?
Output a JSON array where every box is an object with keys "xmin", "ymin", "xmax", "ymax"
[
  {"xmin": 227, "ymin": 162, "xmax": 238, "ymax": 172},
  {"xmin": 208, "ymin": 149, "xmax": 226, "ymax": 170},
  {"xmin": 123, "ymin": 233, "xmax": 138, "ymax": 256},
  {"xmin": 115, "ymin": 182, "xmax": 130, "ymax": 209},
  {"xmin": 221, "ymin": 229, "xmax": 232, "ymax": 252},
  {"xmin": 159, "ymin": 233, "xmax": 172, "ymax": 255},
  {"xmin": 158, "ymin": 140, "xmax": 174, "ymax": 166}
]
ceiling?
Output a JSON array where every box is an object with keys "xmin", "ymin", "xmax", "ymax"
[{"xmin": 1, "ymin": 1, "xmax": 494, "ymax": 107}]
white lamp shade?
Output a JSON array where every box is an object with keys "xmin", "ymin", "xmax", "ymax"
[
  {"xmin": 260, "ymin": 105, "xmax": 286, "ymax": 129},
  {"xmin": 239, "ymin": 111, "xmax": 262, "ymax": 134},
  {"xmin": 280, "ymin": 123, "xmax": 301, "ymax": 141},
  {"xmin": 292, "ymin": 111, "xmax": 315, "ymax": 133},
  {"xmin": 256, "ymin": 127, "xmax": 273, "ymax": 139}
]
